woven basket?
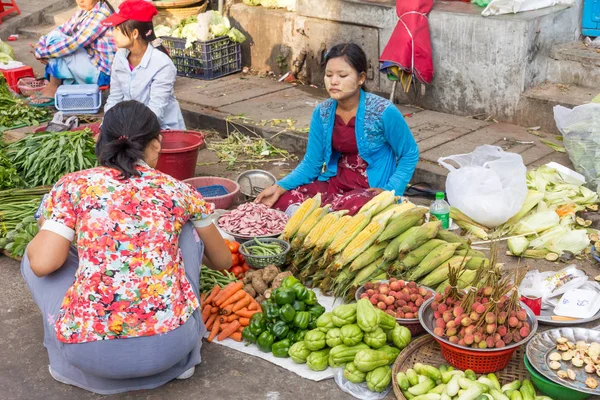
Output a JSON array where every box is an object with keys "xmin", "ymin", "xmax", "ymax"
[
  {"xmin": 156, "ymin": 2, "xmax": 207, "ymax": 26},
  {"xmin": 17, "ymin": 78, "xmax": 47, "ymax": 97},
  {"xmin": 2, "ymin": 249, "xmax": 22, "ymax": 262},
  {"xmin": 392, "ymin": 335, "xmax": 531, "ymax": 400}
]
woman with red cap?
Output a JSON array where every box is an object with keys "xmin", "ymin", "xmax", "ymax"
[{"xmin": 103, "ymin": 0, "xmax": 186, "ymax": 130}]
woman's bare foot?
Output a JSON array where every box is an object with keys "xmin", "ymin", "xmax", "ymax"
[{"xmin": 29, "ymin": 76, "xmax": 61, "ymax": 104}]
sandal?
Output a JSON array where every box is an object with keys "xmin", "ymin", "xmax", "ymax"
[
  {"xmin": 45, "ymin": 112, "xmax": 79, "ymax": 132},
  {"xmin": 28, "ymin": 95, "xmax": 55, "ymax": 107},
  {"xmin": 404, "ymin": 182, "xmax": 441, "ymax": 199}
]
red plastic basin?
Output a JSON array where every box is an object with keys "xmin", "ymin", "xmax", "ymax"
[{"xmin": 156, "ymin": 130, "xmax": 205, "ymax": 181}]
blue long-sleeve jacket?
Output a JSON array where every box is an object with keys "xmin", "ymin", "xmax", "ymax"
[{"xmin": 278, "ymin": 90, "xmax": 419, "ymax": 195}]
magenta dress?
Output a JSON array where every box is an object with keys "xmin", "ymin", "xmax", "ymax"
[{"xmin": 273, "ymin": 115, "xmax": 377, "ymax": 216}]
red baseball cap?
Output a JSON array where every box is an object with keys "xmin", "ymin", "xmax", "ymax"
[{"xmin": 101, "ymin": 0, "xmax": 158, "ymax": 27}]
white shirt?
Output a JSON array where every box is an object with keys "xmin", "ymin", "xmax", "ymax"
[{"xmin": 104, "ymin": 45, "xmax": 186, "ymax": 130}]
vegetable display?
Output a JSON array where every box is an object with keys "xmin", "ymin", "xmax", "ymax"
[
  {"xmin": 202, "ymin": 281, "xmax": 261, "ymax": 343},
  {"xmin": 242, "ymin": 238, "xmax": 284, "ymax": 256},
  {"xmin": 359, "ymin": 279, "xmax": 434, "ymax": 319},
  {"xmin": 218, "ymin": 202, "xmax": 288, "ymax": 237},
  {"xmin": 242, "ymin": 265, "xmax": 290, "ymax": 304},
  {"xmin": 241, "ymin": 276, "xmax": 326, "ymax": 357},
  {"xmin": 396, "ymin": 363, "xmax": 551, "ymax": 400},
  {"xmin": 282, "ymin": 192, "xmax": 489, "ymax": 299},
  {"xmin": 0, "ymin": 77, "xmax": 50, "ymax": 132},
  {"xmin": 155, "ymin": 11, "xmax": 246, "ymax": 47},
  {"xmin": 223, "ymin": 239, "xmax": 252, "ymax": 279},
  {"xmin": 0, "ymin": 215, "xmax": 38, "ymax": 258},
  {"xmin": 200, "ymin": 265, "xmax": 238, "ymax": 294},
  {"xmin": 0, "ymin": 187, "xmax": 48, "ymax": 240}
]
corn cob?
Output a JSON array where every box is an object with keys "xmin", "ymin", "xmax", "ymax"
[
  {"xmin": 377, "ymin": 206, "xmax": 428, "ymax": 243},
  {"xmin": 281, "ymin": 193, "xmax": 321, "ymax": 241},
  {"xmin": 291, "ymin": 205, "xmax": 331, "ymax": 250},
  {"xmin": 464, "ymin": 257, "xmax": 490, "ymax": 270},
  {"xmin": 383, "ymin": 226, "xmax": 419, "ymax": 261},
  {"xmin": 351, "ymin": 257, "xmax": 386, "ymax": 287},
  {"xmin": 498, "ymin": 190, "xmax": 544, "ymax": 235},
  {"xmin": 436, "ymin": 269, "xmax": 477, "ymax": 293},
  {"xmin": 349, "ymin": 241, "xmax": 389, "ymax": 272},
  {"xmin": 333, "ymin": 211, "xmax": 394, "ymax": 269},
  {"xmin": 507, "ymin": 248, "xmax": 559, "ymax": 261},
  {"xmin": 402, "ymin": 239, "xmax": 447, "ymax": 269},
  {"xmin": 418, "ymin": 255, "xmax": 471, "ymax": 287},
  {"xmin": 358, "ymin": 190, "xmax": 396, "ymax": 215},
  {"xmin": 377, "ymin": 201, "xmax": 415, "ymax": 219},
  {"xmin": 407, "ymin": 242, "xmax": 461, "ymax": 281},
  {"xmin": 455, "ymin": 248, "xmax": 487, "ymax": 259},
  {"xmin": 326, "ymin": 210, "xmax": 373, "ymax": 258},
  {"xmin": 450, "ymin": 207, "xmax": 490, "ymax": 240},
  {"xmin": 435, "ymin": 230, "xmax": 471, "ymax": 249},
  {"xmin": 302, "ymin": 210, "xmax": 347, "ymax": 251},
  {"xmin": 313, "ymin": 215, "xmax": 352, "ymax": 253},
  {"xmin": 397, "ymin": 220, "xmax": 442, "ymax": 256}
]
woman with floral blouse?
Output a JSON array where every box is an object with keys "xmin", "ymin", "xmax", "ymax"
[{"xmin": 21, "ymin": 100, "xmax": 231, "ymax": 394}]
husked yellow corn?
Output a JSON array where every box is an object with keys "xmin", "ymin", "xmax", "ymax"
[
  {"xmin": 291, "ymin": 205, "xmax": 331, "ymax": 250},
  {"xmin": 359, "ymin": 190, "xmax": 396, "ymax": 215},
  {"xmin": 303, "ymin": 210, "xmax": 347, "ymax": 250},
  {"xmin": 326, "ymin": 211, "xmax": 373, "ymax": 257},
  {"xmin": 314, "ymin": 215, "xmax": 352, "ymax": 252},
  {"xmin": 281, "ymin": 193, "xmax": 321, "ymax": 241},
  {"xmin": 334, "ymin": 212, "xmax": 394, "ymax": 269}
]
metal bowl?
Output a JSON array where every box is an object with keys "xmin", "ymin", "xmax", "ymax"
[
  {"xmin": 236, "ymin": 170, "xmax": 277, "ymax": 199},
  {"xmin": 419, "ymin": 297, "xmax": 539, "ymax": 352}
]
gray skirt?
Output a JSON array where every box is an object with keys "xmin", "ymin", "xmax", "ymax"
[{"xmin": 21, "ymin": 222, "xmax": 206, "ymax": 395}]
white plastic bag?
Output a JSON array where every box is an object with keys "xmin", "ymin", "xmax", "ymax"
[
  {"xmin": 438, "ymin": 145, "xmax": 527, "ymax": 228},
  {"xmin": 333, "ymin": 368, "xmax": 390, "ymax": 400},
  {"xmin": 520, "ymin": 266, "xmax": 592, "ymax": 309},
  {"xmin": 482, "ymin": 0, "xmax": 574, "ymax": 16}
]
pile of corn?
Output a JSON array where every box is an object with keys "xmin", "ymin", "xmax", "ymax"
[{"xmin": 281, "ymin": 191, "xmax": 490, "ymax": 299}]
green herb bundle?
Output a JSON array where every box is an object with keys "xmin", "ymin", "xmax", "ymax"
[
  {"xmin": 7, "ymin": 128, "xmax": 97, "ymax": 187},
  {"xmin": 0, "ymin": 78, "xmax": 50, "ymax": 131},
  {"xmin": 0, "ymin": 187, "xmax": 49, "ymax": 238}
]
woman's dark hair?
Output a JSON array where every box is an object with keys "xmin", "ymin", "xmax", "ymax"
[
  {"xmin": 118, "ymin": 20, "xmax": 170, "ymax": 57},
  {"xmin": 96, "ymin": 100, "xmax": 161, "ymax": 180},
  {"xmin": 324, "ymin": 43, "xmax": 368, "ymax": 89}
]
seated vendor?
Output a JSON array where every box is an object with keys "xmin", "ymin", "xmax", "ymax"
[
  {"xmin": 31, "ymin": 0, "xmax": 116, "ymax": 106},
  {"xmin": 256, "ymin": 43, "xmax": 419, "ymax": 215},
  {"xmin": 102, "ymin": 0, "xmax": 186, "ymax": 131},
  {"xmin": 21, "ymin": 100, "xmax": 231, "ymax": 394}
]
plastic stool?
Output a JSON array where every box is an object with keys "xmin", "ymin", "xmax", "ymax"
[
  {"xmin": 0, "ymin": 0, "xmax": 20, "ymax": 24},
  {"xmin": 2, "ymin": 66, "xmax": 34, "ymax": 93}
]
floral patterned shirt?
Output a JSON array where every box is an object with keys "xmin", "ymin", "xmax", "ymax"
[{"xmin": 42, "ymin": 162, "xmax": 213, "ymax": 344}]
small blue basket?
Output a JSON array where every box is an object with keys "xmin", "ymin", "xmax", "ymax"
[{"xmin": 196, "ymin": 184, "xmax": 228, "ymax": 198}]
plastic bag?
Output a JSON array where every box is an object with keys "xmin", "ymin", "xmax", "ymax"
[
  {"xmin": 333, "ymin": 368, "xmax": 390, "ymax": 400},
  {"xmin": 554, "ymin": 103, "xmax": 600, "ymax": 193},
  {"xmin": 482, "ymin": 0, "xmax": 574, "ymax": 16},
  {"xmin": 520, "ymin": 266, "xmax": 590, "ymax": 309},
  {"xmin": 438, "ymin": 145, "xmax": 527, "ymax": 228}
]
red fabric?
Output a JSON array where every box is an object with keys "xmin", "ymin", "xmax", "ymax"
[
  {"xmin": 379, "ymin": 0, "xmax": 434, "ymax": 84},
  {"xmin": 101, "ymin": 0, "xmax": 158, "ymax": 27},
  {"xmin": 273, "ymin": 116, "xmax": 375, "ymax": 216}
]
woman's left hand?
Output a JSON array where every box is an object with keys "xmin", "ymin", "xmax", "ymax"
[{"xmin": 366, "ymin": 188, "xmax": 384, "ymax": 195}]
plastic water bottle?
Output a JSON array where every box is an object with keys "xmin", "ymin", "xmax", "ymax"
[{"xmin": 430, "ymin": 192, "xmax": 450, "ymax": 230}]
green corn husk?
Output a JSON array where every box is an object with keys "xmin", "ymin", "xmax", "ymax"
[
  {"xmin": 512, "ymin": 211, "xmax": 560, "ymax": 235},
  {"xmin": 507, "ymin": 237, "xmax": 530, "ymax": 257}
]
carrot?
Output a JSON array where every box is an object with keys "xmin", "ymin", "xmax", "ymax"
[
  {"xmin": 214, "ymin": 282, "xmax": 244, "ymax": 306},
  {"xmin": 205, "ymin": 285, "xmax": 221, "ymax": 305},
  {"xmin": 210, "ymin": 306, "xmax": 219, "ymax": 314},
  {"xmin": 219, "ymin": 322, "xmax": 229, "ymax": 332},
  {"xmin": 237, "ymin": 325, "xmax": 244, "ymax": 332},
  {"xmin": 212, "ymin": 282, "xmax": 236, "ymax": 304},
  {"xmin": 235, "ymin": 308, "xmax": 259, "ymax": 318},
  {"xmin": 220, "ymin": 304, "xmax": 234, "ymax": 316},
  {"xmin": 232, "ymin": 294, "xmax": 252, "ymax": 312},
  {"xmin": 219, "ymin": 289, "xmax": 247, "ymax": 309},
  {"xmin": 218, "ymin": 320, "xmax": 241, "ymax": 341},
  {"xmin": 207, "ymin": 319, "xmax": 221, "ymax": 342},
  {"xmin": 202, "ymin": 305, "xmax": 212, "ymax": 322},
  {"xmin": 229, "ymin": 332, "xmax": 242, "ymax": 342},
  {"xmin": 248, "ymin": 301, "xmax": 259, "ymax": 311},
  {"xmin": 227, "ymin": 313, "xmax": 240, "ymax": 322},
  {"xmin": 206, "ymin": 313, "xmax": 217, "ymax": 330},
  {"xmin": 239, "ymin": 317, "xmax": 250, "ymax": 326},
  {"xmin": 200, "ymin": 293, "xmax": 207, "ymax": 303}
]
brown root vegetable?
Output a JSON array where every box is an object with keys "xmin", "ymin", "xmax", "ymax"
[
  {"xmin": 272, "ymin": 271, "xmax": 293, "ymax": 289},
  {"xmin": 243, "ymin": 271, "xmax": 256, "ymax": 285},
  {"xmin": 252, "ymin": 275, "xmax": 268, "ymax": 295},
  {"xmin": 262, "ymin": 265, "xmax": 279, "ymax": 284},
  {"xmin": 255, "ymin": 295, "xmax": 265, "ymax": 304},
  {"xmin": 243, "ymin": 284, "xmax": 256, "ymax": 298},
  {"xmin": 264, "ymin": 288, "xmax": 273, "ymax": 299}
]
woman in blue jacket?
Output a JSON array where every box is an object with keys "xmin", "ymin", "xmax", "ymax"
[{"xmin": 256, "ymin": 43, "xmax": 419, "ymax": 215}]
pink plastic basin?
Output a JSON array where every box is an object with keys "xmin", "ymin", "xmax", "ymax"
[{"xmin": 183, "ymin": 176, "xmax": 240, "ymax": 210}]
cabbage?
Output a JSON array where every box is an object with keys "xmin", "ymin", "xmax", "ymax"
[
  {"xmin": 243, "ymin": 0, "xmax": 261, "ymax": 4},
  {"xmin": 208, "ymin": 11, "xmax": 230, "ymax": 29},
  {"xmin": 260, "ymin": 0, "xmax": 279, "ymax": 7},
  {"xmin": 154, "ymin": 24, "xmax": 172, "ymax": 38},
  {"xmin": 180, "ymin": 24, "xmax": 201, "ymax": 48},
  {"xmin": 227, "ymin": 28, "xmax": 246, "ymax": 43},
  {"xmin": 210, "ymin": 24, "xmax": 230, "ymax": 37},
  {"xmin": 0, "ymin": 40, "xmax": 14, "ymax": 60}
]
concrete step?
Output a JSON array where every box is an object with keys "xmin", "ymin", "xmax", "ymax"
[
  {"xmin": 547, "ymin": 42, "xmax": 600, "ymax": 89},
  {"xmin": 43, "ymin": 6, "xmax": 76, "ymax": 26},
  {"xmin": 513, "ymin": 83, "xmax": 596, "ymax": 134},
  {"xmin": 17, "ymin": 24, "xmax": 53, "ymax": 39}
]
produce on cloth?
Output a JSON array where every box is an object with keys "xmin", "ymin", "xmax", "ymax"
[
  {"xmin": 7, "ymin": 128, "xmax": 96, "ymax": 187},
  {"xmin": 202, "ymin": 282, "xmax": 261, "ymax": 342},
  {"xmin": 218, "ymin": 202, "xmax": 288, "ymax": 237},
  {"xmin": 0, "ymin": 77, "xmax": 50, "ymax": 132},
  {"xmin": 396, "ymin": 363, "xmax": 549, "ymax": 400},
  {"xmin": 240, "ymin": 277, "xmax": 326, "ymax": 357},
  {"xmin": 241, "ymin": 265, "xmax": 288, "ymax": 303}
]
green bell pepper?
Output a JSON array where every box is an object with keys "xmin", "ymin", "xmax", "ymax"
[
  {"xmin": 294, "ymin": 311, "xmax": 311, "ymax": 330},
  {"xmin": 279, "ymin": 304, "xmax": 296, "ymax": 323},
  {"xmin": 304, "ymin": 290, "xmax": 318, "ymax": 306},
  {"xmin": 272, "ymin": 339, "xmax": 292, "ymax": 358},
  {"xmin": 291, "ymin": 282, "xmax": 308, "ymax": 301},
  {"xmin": 308, "ymin": 315, "xmax": 318, "ymax": 330},
  {"xmin": 274, "ymin": 288, "xmax": 296, "ymax": 306},
  {"xmin": 309, "ymin": 304, "xmax": 326, "ymax": 319},
  {"xmin": 295, "ymin": 329, "xmax": 308, "ymax": 341},
  {"xmin": 271, "ymin": 320, "xmax": 290, "ymax": 339},
  {"xmin": 286, "ymin": 331, "xmax": 296, "ymax": 343},
  {"xmin": 242, "ymin": 327, "xmax": 258, "ymax": 344},
  {"xmin": 281, "ymin": 275, "xmax": 300, "ymax": 289},
  {"xmin": 263, "ymin": 301, "xmax": 280, "ymax": 320},
  {"xmin": 249, "ymin": 312, "xmax": 267, "ymax": 336},
  {"xmin": 257, "ymin": 331, "xmax": 275, "ymax": 352},
  {"xmin": 292, "ymin": 300, "xmax": 306, "ymax": 312}
]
